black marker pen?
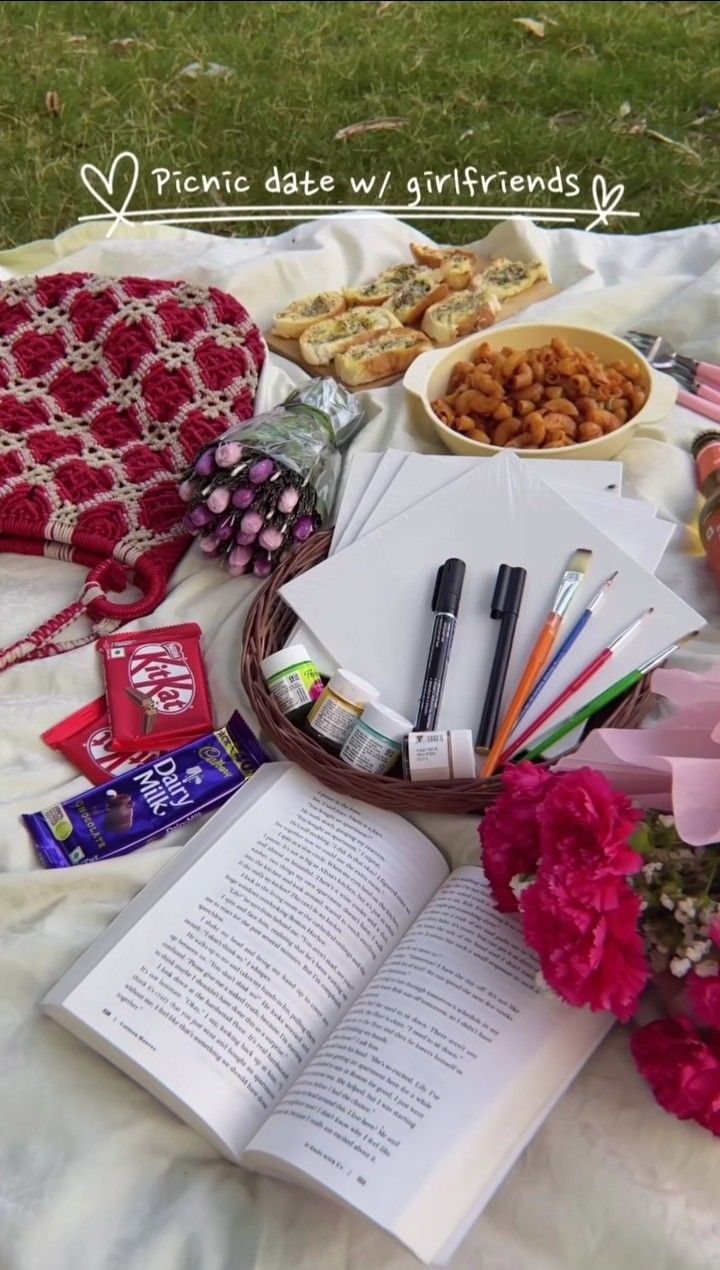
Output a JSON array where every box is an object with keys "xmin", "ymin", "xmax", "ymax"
[
  {"xmin": 414, "ymin": 558, "xmax": 466, "ymax": 732},
  {"xmin": 475, "ymin": 564, "xmax": 526, "ymax": 753}
]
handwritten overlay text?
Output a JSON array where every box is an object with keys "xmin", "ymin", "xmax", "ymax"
[{"xmin": 79, "ymin": 152, "xmax": 638, "ymax": 237}]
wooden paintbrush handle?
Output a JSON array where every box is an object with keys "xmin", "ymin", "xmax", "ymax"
[{"xmin": 482, "ymin": 619, "xmax": 559, "ymax": 776}]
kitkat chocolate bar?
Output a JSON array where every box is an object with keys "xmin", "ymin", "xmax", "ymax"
[
  {"xmin": 98, "ymin": 623, "xmax": 213, "ymax": 753},
  {"xmin": 42, "ymin": 697, "xmax": 158, "ymax": 784}
]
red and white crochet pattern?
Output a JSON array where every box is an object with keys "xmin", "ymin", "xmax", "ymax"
[{"xmin": 0, "ymin": 272, "xmax": 265, "ymax": 668}]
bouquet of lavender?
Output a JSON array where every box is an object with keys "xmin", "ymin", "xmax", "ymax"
[{"xmin": 179, "ymin": 379, "xmax": 365, "ymax": 578}]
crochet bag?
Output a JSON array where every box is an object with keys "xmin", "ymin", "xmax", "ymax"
[{"xmin": 0, "ymin": 272, "xmax": 266, "ymax": 670}]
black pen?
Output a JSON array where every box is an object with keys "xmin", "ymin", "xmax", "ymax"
[
  {"xmin": 476, "ymin": 564, "xmax": 526, "ymax": 752},
  {"xmin": 414, "ymin": 558, "xmax": 466, "ymax": 732}
]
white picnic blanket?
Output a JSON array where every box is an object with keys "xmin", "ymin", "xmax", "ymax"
[{"xmin": 2, "ymin": 214, "xmax": 720, "ymax": 1270}]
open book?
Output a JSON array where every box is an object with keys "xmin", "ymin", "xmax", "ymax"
[{"xmin": 44, "ymin": 764, "xmax": 611, "ymax": 1265}]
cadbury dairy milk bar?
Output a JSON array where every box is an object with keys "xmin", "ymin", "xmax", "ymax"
[{"xmin": 24, "ymin": 712, "xmax": 270, "ymax": 868}]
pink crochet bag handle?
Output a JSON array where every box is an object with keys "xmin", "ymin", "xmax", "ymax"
[{"xmin": 0, "ymin": 558, "xmax": 153, "ymax": 671}]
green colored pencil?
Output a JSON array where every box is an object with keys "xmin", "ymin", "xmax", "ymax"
[{"xmin": 520, "ymin": 638, "xmax": 694, "ymax": 762}]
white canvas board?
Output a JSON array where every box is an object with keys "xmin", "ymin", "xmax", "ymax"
[
  {"xmin": 281, "ymin": 452, "xmax": 704, "ymax": 740},
  {"xmin": 331, "ymin": 452, "xmax": 384, "ymax": 548}
]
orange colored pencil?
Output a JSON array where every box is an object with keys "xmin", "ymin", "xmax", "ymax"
[{"xmin": 482, "ymin": 549, "xmax": 592, "ymax": 777}]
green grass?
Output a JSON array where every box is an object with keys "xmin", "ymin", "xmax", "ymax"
[{"xmin": 0, "ymin": 0, "xmax": 719, "ymax": 248}]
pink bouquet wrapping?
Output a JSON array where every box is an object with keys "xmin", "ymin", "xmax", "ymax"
[{"xmin": 554, "ymin": 660, "xmax": 720, "ymax": 846}]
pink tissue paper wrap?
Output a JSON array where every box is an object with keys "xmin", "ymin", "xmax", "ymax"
[{"xmin": 554, "ymin": 662, "xmax": 720, "ymax": 845}]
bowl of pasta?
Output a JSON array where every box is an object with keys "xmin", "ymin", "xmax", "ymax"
[{"xmin": 403, "ymin": 323, "xmax": 678, "ymax": 459}]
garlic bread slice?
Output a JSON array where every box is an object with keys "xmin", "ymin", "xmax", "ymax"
[
  {"xmin": 421, "ymin": 288, "xmax": 501, "ymax": 346},
  {"xmin": 343, "ymin": 264, "xmax": 427, "ymax": 306},
  {"xmin": 383, "ymin": 271, "xmax": 449, "ymax": 325},
  {"xmin": 334, "ymin": 327, "xmax": 432, "ymax": 385},
  {"xmin": 475, "ymin": 257, "xmax": 549, "ymax": 301},
  {"xmin": 410, "ymin": 243, "xmax": 477, "ymax": 289},
  {"xmin": 299, "ymin": 306, "xmax": 401, "ymax": 366},
  {"xmin": 272, "ymin": 291, "xmax": 346, "ymax": 338}
]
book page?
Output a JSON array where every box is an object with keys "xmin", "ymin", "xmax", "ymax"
[
  {"xmin": 44, "ymin": 764, "xmax": 448, "ymax": 1162},
  {"xmin": 244, "ymin": 867, "xmax": 611, "ymax": 1264}
]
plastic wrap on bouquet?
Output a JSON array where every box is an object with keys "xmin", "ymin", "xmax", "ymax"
[{"xmin": 179, "ymin": 379, "xmax": 366, "ymax": 579}]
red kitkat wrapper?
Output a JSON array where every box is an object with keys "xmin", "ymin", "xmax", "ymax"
[
  {"xmin": 98, "ymin": 623, "xmax": 213, "ymax": 753},
  {"xmin": 42, "ymin": 697, "xmax": 159, "ymax": 784}
]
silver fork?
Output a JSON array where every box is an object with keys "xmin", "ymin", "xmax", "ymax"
[
  {"xmin": 625, "ymin": 330, "xmax": 720, "ymax": 425},
  {"xmin": 626, "ymin": 330, "xmax": 720, "ymax": 388}
]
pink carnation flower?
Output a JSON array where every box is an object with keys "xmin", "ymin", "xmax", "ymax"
[
  {"xmin": 479, "ymin": 763, "xmax": 558, "ymax": 912},
  {"xmin": 631, "ymin": 1018, "xmax": 720, "ymax": 1133},
  {"xmin": 522, "ymin": 874, "xmax": 648, "ymax": 1021},
  {"xmin": 482, "ymin": 765, "xmax": 648, "ymax": 1019},
  {"xmin": 687, "ymin": 972, "xmax": 720, "ymax": 1030},
  {"xmin": 538, "ymin": 767, "xmax": 643, "ymax": 898}
]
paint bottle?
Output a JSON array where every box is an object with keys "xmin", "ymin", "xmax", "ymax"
[
  {"xmin": 305, "ymin": 669, "xmax": 380, "ymax": 751},
  {"xmin": 402, "ymin": 730, "xmax": 477, "ymax": 782},
  {"xmin": 339, "ymin": 702, "xmax": 412, "ymax": 775},
  {"xmin": 260, "ymin": 644, "xmax": 324, "ymax": 722},
  {"xmin": 692, "ymin": 432, "xmax": 720, "ymax": 590},
  {"xmin": 693, "ymin": 431, "xmax": 720, "ymax": 497}
]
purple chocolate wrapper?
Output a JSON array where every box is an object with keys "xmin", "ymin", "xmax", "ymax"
[{"xmin": 24, "ymin": 711, "xmax": 270, "ymax": 867}]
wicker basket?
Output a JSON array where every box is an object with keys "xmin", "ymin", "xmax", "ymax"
[{"xmin": 241, "ymin": 529, "xmax": 654, "ymax": 813}]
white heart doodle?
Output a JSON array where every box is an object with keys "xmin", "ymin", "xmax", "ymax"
[
  {"xmin": 588, "ymin": 174, "xmax": 626, "ymax": 232},
  {"xmin": 80, "ymin": 151, "xmax": 140, "ymax": 238}
]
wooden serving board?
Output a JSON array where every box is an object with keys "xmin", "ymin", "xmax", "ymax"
[{"xmin": 265, "ymin": 272, "xmax": 563, "ymax": 391}]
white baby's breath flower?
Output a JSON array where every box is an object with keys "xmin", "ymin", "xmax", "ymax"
[
  {"xmin": 686, "ymin": 940, "xmax": 711, "ymax": 964},
  {"xmin": 676, "ymin": 898, "xmax": 697, "ymax": 920},
  {"xmin": 642, "ymin": 861, "xmax": 663, "ymax": 882},
  {"xmin": 657, "ymin": 814, "xmax": 676, "ymax": 828},
  {"xmin": 694, "ymin": 958, "xmax": 720, "ymax": 978},
  {"xmin": 660, "ymin": 893, "xmax": 676, "ymax": 911},
  {"xmin": 670, "ymin": 955, "xmax": 692, "ymax": 977},
  {"xmin": 509, "ymin": 873, "xmax": 534, "ymax": 902}
]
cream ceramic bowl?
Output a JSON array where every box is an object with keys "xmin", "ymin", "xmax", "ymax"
[{"xmin": 403, "ymin": 322, "xmax": 678, "ymax": 460}]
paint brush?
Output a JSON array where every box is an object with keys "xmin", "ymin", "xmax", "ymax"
[
  {"xmin": 514, "ymin": 572, "xmax": 617, "ymax": 727},
  {"xmin": 482, "ymin": 548, "xmax": 593, "ymax": 777},
  {"xmin": 499, "ymin": 607, "xmax": 653, "ymax": 765},
  {"xmin": 520, "ymin": 633, "xmax": 700, "ymax": 762}
]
